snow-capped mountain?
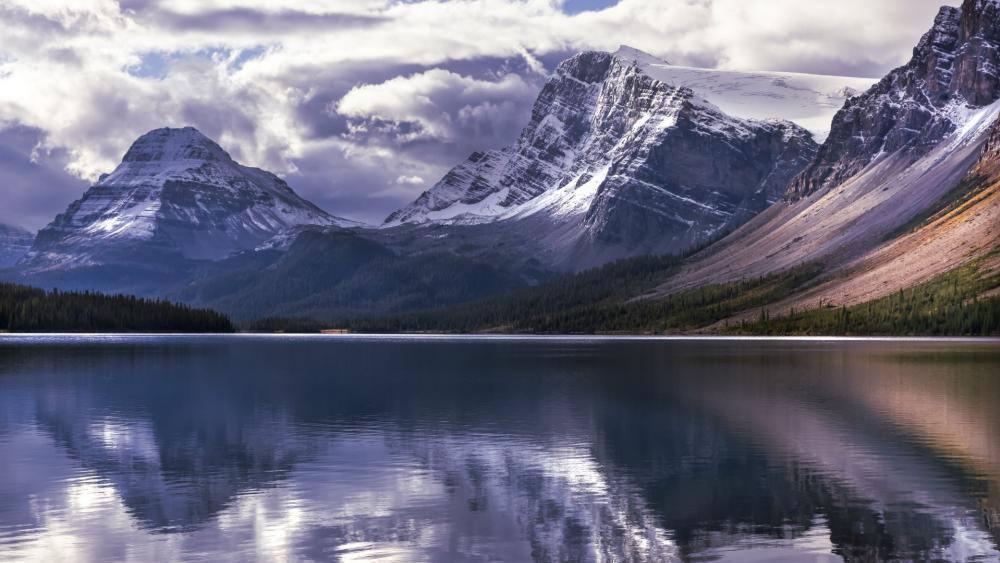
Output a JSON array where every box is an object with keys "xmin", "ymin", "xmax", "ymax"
[
  {"xmin": 0, "ymin": 224, "xmax": 33, "ymax": 268},
  {"xmin": 654, "ymin": 0, "xmax": 1000, "ymax": 307},
  {"xmin": 22, "ymin": 127, "xmax": 354, "ymax": 272},
  {"xmin": 385, "ymin": 47, "xmax": 834, "ymax": 267}
]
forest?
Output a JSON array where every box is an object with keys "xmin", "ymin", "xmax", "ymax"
[{"xmin": 0, "ymin": 282, "xmax": 233, "ymax": 333}]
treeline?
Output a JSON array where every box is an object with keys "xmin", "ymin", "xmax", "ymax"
[
  {"xmin": 343, "ymin": 257, "xmax": 825, "ymax": 334},
  {"xmin": 0, "ymin": 283, "xmax": 233, "ymax": 333},
  {"xmin": 735, "ymin": 262, "xmax": 1000, "ymax": 336}
]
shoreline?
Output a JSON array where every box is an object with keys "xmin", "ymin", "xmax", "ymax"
[{"xmin": 0, "ymin": 332, "xmax": 998, "ymax": 343}]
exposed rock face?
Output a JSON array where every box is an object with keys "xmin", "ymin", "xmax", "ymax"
[
  {"xmin": 583, "ymin": 110, "xmax": 817, "ymax": 249},
  {"xmin": 790, "ymin": 0, "xmax": 1000, "ymax": 198},
  {"xmin": 23, "ymin": 127, "xmax": 351, "ymax": 272},
  {"xmin": 0, "ymin": 224, "xmax": 33, "ymax": 268},
  {"xmin": 386, "ymin": 49, "xmax": 819, "ymax": 267}
]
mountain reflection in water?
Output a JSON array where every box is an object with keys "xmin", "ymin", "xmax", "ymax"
[{"xmin": 0, "ymin": 336, "xmax": 998, "ymax": 562}]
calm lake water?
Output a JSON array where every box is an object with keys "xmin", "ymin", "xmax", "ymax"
[{"xmin": 1, "ymin": 336, "xmax": 999, "ymax": 562}]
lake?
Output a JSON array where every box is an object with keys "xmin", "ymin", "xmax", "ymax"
[{"xmin": 1, "ymin": 335, "xmax": 999, "ymax": 562}]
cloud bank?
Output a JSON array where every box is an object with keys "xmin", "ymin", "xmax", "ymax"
[{"xmin": 0, "ymin": 0, "xmax": 957, "ymax": 228}]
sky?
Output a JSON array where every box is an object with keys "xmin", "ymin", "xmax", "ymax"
[{"xmin": 0, "ymin": 0, "xmax": 959, "ymax": 230}]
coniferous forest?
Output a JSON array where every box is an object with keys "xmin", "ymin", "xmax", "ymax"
[
  {"xmin": 733, "ymin": 261, "xmax": 1000, "ymax": 336},
  {"xmin": 0, "ymin": 283, "xmax": 233, "ymax": 333}
]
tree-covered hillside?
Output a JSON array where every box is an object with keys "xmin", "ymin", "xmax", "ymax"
[
  {"xmin": 172, "ymin": 230, "xmax": 527, "ymax": 321},
  {"xmin": 0, "ymin": 283, "xmax": 233, "ymax": 333},
  {"xmin": 733, "ymin": 261, "xmax": 1000, "ymax": 336}
]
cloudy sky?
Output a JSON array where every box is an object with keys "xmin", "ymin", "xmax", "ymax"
[{"xmin": 0, "ymin": 0, "xmax": 957, "ymax": 229}]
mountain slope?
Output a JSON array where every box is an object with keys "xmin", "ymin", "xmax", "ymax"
[
  {"xmin": 720, "ymin": 116, "xmax": 1000, "ymax": 322},
  {"xmin": 22, "ymin": 127, "xmax": 353, "ymax": 274},
  {"xmin": 384, "ymin": 47, "xmax": 829, "ymax": 270},
  {"xmin": 171, "ymin": 228, "xmax": 526, "ymax": 321},
  {"xmin": 651, "ymin": 0, "xmax": 1000, "ymax": 303},
  {"xmin": 0, "ymin": 224, "xmax": 33, "ymax": 268}
]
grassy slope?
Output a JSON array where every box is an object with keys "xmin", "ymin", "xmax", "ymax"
[{"xmin": 731, "ymin": 257, "xmax": 1000, "ymax": 336}]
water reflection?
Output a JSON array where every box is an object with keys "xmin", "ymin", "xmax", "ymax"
[{"xmin": 0, "ymin": 336, "xmax": 998, "ymax": 561}]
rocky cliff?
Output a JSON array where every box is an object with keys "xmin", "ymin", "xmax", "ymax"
[{"xmin": 790, "ymin": 0, "xmax": 1000, "ymax": 198}]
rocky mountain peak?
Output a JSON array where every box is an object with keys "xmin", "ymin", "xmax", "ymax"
[
  {"xmin": 384, "ymin": 48, "xmax": 719, "ymax": 227},
  {"xmin": 120, "ymin": 126, "xmax": 230, "ymax": 166},
  {"xmin": 384, "ymin": 48, "xmax": 819, "ymax": 268},
  {"xmin": 918, "ymin": 0, "xmax": 1000, "ymax": 106},
  {"xmin": 22, "ymin": 128, "xmax": 351, "ymax": 273},
  {"xmin": 555, "ymin": 50, "xmax": 615, "ymax": 84},
  {"xmin": 789, "ymin": 0, "xmax": 1000, "ymax": 198},
  {"xmin": 552, "ymin": 46, "xmax": 666, "ymax": 86}
]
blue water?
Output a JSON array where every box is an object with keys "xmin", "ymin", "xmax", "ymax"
[{"xmin": 0, "ymin": 335, "xmax": 999, "ymax": 562}]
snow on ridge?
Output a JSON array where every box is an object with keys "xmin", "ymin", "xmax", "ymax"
[
  {"xmin": 610, "ymin": 45, "xmax": 876, "ymax": 141},
  {"xmin": 406, "ymin": 165, "xmax": 615, "ymax": 227},
  {"xmin": 611, "ymin": 45, "xmax": 669, "ymax": 66}
]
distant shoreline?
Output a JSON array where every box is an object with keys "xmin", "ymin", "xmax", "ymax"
[{"xmin": 1, "ymin": 333, "xmax": 998, "ymax": 343}]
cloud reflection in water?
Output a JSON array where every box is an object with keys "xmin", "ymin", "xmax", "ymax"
[{"xmin": 0, "ymin": 336, "xmax": 998, "ymax": 562}]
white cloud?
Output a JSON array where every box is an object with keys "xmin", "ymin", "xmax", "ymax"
[
  {"xmin": 395, "ymin": 175, "xmax": 425, "ymax": 185},
  {"xmin": 336, "ymin": 68, "xmax": 536, "ymax": 144}
]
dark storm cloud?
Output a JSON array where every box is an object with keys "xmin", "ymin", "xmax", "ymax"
[{"xmin": 285, "ymin": 143, "xmax": 422, "ymax": 225}]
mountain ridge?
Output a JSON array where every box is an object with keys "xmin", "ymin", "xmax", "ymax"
[{"xmin": 21, "ymin": 127, "xmax": 354, "ymax": 273}]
